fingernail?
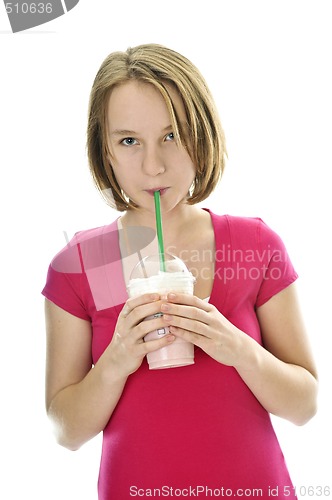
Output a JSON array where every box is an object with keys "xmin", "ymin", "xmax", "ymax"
[
  {"xmin": 166, "ymin": 335, "xmax": 175, "ymax": 342},
  {"xmin": 168, "ymin": 293, "xmax": 177, "ymax": 300},
  {"xmin": 150, "ymin": 293, "xmax": 159, "ymax": 300}
]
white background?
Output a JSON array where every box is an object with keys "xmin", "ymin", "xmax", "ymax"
[{"xmin": 1, "ymin": 1, "xmax": 331, "ymax": 498}]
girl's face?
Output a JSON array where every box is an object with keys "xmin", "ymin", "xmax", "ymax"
[{"xmin": 106, "ymin": 80, "xmax": 196, "ymax": 215}]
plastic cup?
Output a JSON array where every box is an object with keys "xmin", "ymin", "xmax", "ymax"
[{"xmin": 127, "ymin": 254, "xmax": 195, "ymax": 369}]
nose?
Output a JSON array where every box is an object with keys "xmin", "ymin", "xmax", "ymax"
[{"xmin": 141, "ymin": 144, "xmax": 166, "ymax": 176}]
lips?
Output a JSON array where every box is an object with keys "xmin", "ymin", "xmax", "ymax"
[{"xmin": 145, "ymin": 187, "xmax": 169, "ymax": 196}]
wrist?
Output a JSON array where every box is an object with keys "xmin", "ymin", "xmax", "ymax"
[
  {"xmin": 232, "ymin": 329, "xmax": 262, "ymax": 373},
  {"xmin": 96, "ymin": 348, "xmax": 130, "ymax": 387}
]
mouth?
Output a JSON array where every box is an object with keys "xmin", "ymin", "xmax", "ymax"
[{"xmin": 145, "ymin": 187, "xmax": 169, "ymax": 196}]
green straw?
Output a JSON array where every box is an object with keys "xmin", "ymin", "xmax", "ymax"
[{"xmin": 154, "ymin": 190, "xmax": 166, "ymax": 272}]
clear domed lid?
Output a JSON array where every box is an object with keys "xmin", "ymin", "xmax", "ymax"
[{"xmin": 130, "ymin": 253, "xmax": 190, "ymax": 280}]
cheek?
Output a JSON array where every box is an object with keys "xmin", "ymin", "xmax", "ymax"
[
  {"xmin": 112, "ymin": 167, "xmax": 131, "ymax": 190},
  {"xmin": 179, "ymin": 156, "xmax": 196, "ymax": 181},
  {"xmin": 168, "ymin": 148, "xmax": 196, "ymax": 173},
  {"xmin": 111, "ymin": 150, "xmax": 137, "ymax": 175}
]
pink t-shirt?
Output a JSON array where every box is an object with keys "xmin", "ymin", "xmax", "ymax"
[{"xmin": 42, "ymin": 210, "xmax": 299, "ymax": 499}]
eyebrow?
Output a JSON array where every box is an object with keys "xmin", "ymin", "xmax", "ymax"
[
  {"xmin": 109, "ymin": 124, "xmax": 175, "ymax": 137},
  {"xmin": 110, "ymin": 129, "xmax": 139, "ymax": 137}
]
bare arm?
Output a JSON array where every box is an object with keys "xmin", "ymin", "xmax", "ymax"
[
  {"xmin": 45, "ymin": 299, "xmax": 127, "ymax": 450},
  {"xmin": 45, "ymin": 294, "xmax": 175, "ymax": 450},
  {"xmin": 161, "ymin": 283, "xmax": 318, "ymax": 425},
  {"xmin": 236, "ymin": 284, "xmax": 318, "ymax": 425}
]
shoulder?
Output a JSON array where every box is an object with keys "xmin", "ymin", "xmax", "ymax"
[
  {"xmin": 50, "ymin": 220, "xmax": 119, "ymax": 274},
  {"xmin": 207, "ymin": 210, "xmax": 289, "ymax": 254},
  {"xmin": 225, "ymin": 215, "xmax": 277, "ymax": 243},
  {"xmin": 225, "ymin": 214, "xmax": 262, "ymax": 232},
  {"xmin": 73, "ymin": 219, "xmax": 119, "ymax": 244},
  {"xmin": 208, "ymin": 210, "xmax": 263, "ymax": 239},
  {"xmin": 207, "ymin": 209, "xmax": 260, "ymax": 228}
]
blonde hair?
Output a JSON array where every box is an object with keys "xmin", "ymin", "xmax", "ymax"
[{"xmin": 87, "ymin": 43, "xmax": 227, "ymax": 211}]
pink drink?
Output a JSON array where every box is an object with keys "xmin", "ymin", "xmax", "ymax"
[{"xmin": 127, "ymin": 255, "xmax": 195, "ymax": 370}]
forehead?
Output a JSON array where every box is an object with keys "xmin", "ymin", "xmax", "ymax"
[{"xmin": 107, "ymin": 80, "xmax": 186, "ymax": 128}]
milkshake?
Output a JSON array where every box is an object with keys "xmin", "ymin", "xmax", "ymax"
[{"xmin": 127, "ymin": 254, "xmax": 195, "ymax": 369}]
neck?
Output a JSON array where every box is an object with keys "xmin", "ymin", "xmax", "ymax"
[
  {"xmin": 117, "ymin": 204, "xmax": 213, "ymax": 277},
  {"xmin": 119, "ymin": 203, "xmax": 203, "ymax": 243}
]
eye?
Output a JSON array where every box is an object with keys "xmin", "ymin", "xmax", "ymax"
[
  {"xmin": 165, "ymin": 132, "xmax": 175, "ymax": 142},
  {"xmin": 121, "ymin": 137, "xmax": 138, "ymax": 146}
]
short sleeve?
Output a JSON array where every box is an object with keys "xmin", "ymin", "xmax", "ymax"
[
  {"xmin": 42, "ymin": 262, "xmax": 91, "ymax": 321},
  {"xmin": 255, "ymin": 219, "xmax": 298, "ymax": 308}
]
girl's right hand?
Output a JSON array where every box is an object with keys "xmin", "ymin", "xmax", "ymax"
[{"xmin": 105, "ymin": 293, "xmax": 175, "ymax": 377}]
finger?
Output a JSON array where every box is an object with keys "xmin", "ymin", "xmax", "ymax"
[
  {"xmin": 132, "ymin": 314, "xmax": 170, "ymax": 342},
  {"xmin": 140, "ymin": 333, "xmax": 176, "ymax": 355},
  {"xmin": 161, "ymin": 301, "xmax": 209, "ymax": 326},
  {"xmin": 127, "ymin": 300, "xmax": 169, "ymax": 331},
  {"xmin": 165, "ymin": 292, "xmax": 212, "ymax": 312},
  {"xmin": 164, "ymin": 313, "xmax": 210, "ymax": 337},
  {"xmin": 168, "ymin": 324, "xmax": 209, "ymax": 350},
  {"xmin": 121, "ymin": 293, "xmax": 160, "ymax": 318}
]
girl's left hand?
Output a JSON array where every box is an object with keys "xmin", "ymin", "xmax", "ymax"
[{"xmin": 160, "ymin": 293, "xmax": 249, "ymax": 368}]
